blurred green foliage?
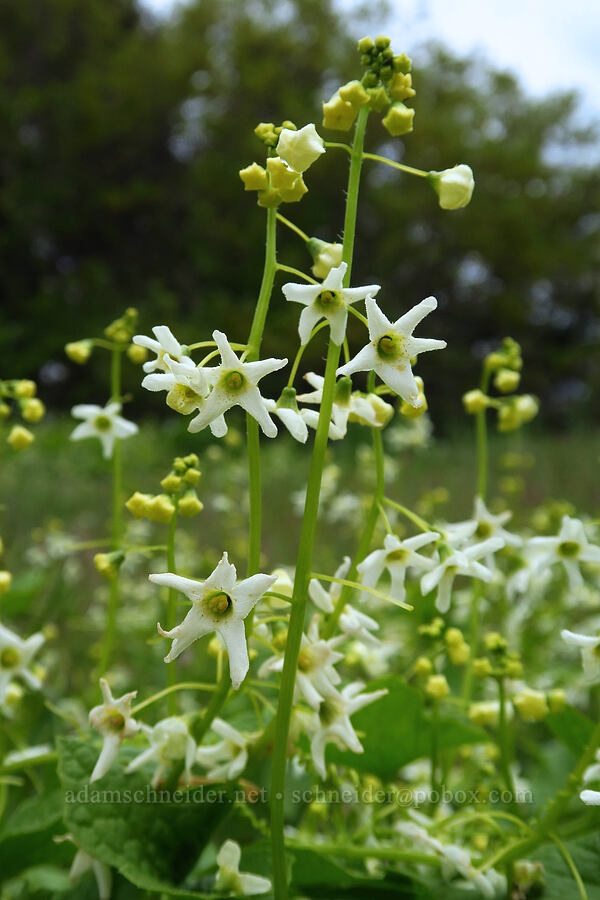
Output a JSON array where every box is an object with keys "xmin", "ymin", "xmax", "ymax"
[{"xmin": 1, "ymin": 0, "xmax": 599, "ymax": 426}]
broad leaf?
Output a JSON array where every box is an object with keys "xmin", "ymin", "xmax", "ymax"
[
  {"xmin": 546, "ymin": 706, "xmax": 595, "ymax": 756},
  {"xmin": 0, "ymin": 790, "xmax": 71, "ymax": 880}
]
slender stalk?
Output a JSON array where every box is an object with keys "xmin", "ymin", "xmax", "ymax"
[
  {"xmin": 270, "ymin": 105, "xmax": 369, "ymax": 900},
  {"xmin": 276, "ymin": 213, "xmax": 309, "ymax": 242},
  {"xmin": 286, "ymin": 840, "xmax": 441, "ymax": 868},
  {"xmin": 166, "ymin": 498, "xmax": 179, "ymax": 715},
  {"xmin": 382, "ymin": 496, "xmax": 433, "ymax": 533},
  {"xmin": 362, "ymin": 151, "xmax": 428, "ymax": 178},
  {"xmin": 461, "ymin": 579, "xmax": 482, "ymax": 704},
  {"xmin": 496, "ymin": 676, "xmax": 518, "ymax": 811},
  {"xmin": 287, "ymin": 321, "xmax": 329, "ymax": 387},
  {"xmin": 131, "ymin": 681, "xmax": 216, "ymax": 716},
  {"xmin": 430, "ymin": 698, "xmax": 440, "ymax": 809},
  {"xmin": 548, "ymin": 833, "xmax": 588, "ymax": 900},
  {"xmin": 476, "ymin": 367, "xmax": 492, "ymax": 501},
  {"xmin": 276, "ymin": 264, "xmax": 316, "ymax": 284}
]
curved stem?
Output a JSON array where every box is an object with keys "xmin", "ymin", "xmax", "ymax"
[
  {"xmin": 382, "ymin": 496, "xmax": 433, "ymax": 533},
  {"xmin": 131, "ymin": 682, "xmax": 216, "ymax": 716},
  {"xmin": 287, "ymin": 322, "xmax": 329, "ymax": 387},
  {"xmin": 276, "ymin": 263, "xmax": 317, "ymax": 284},
  {"xmin": 362, "ymin": 152, "xmax": 427, "ymax": 178},
  {"xmin": 548, "ymin": 832, "xmax": 589, "ymax": 900},
  {"xmin": 276, "ymin": 213, "xmax": 309, "ymax": 242},
  {"xmin": 476, "ymin": 368, "xmax": 492, "ymax": 501},
  {"xmin": 311, "ymin": 572, "xmax": 412, "ymax": 610},
  {"xmin": 496, "ymin": 676, "xmax": 518, "ymax": 812}
]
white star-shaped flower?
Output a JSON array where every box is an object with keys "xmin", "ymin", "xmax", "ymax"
[
  {"xmin": 215, "ymin": 839, "xmax": 271, "ymax": 896},
  {"xmin": 276, "ymin": 123, "xmax": 325, "ymax": 172},
  {"xmin": 125, "ymin": 716, "xmax": 196, "ymax": 786},
  {"xmin": 132, "ymin": 325, "xmax": 190, "ymax": 374},
  {"xmin": 297, "ymin": 372, "xmax": 387, "ymax": 440},
  {"xmin": 337, "ymin": 296, "xmax": 446, "ymax": 407},
  {"xmin": 561, "ymin": 629, "xmax": 600, "ymax": 682},
  {"xmin": 88, "ymin": 678, "xmax": 139, "ymax": 782},
  {"xmin": 528, "ymin": 516, "xmax": 600, "ymax": 591},
  {"xmin": 282, "ymin": 262, "xmax": 380, "ymax": 346},
  {"xmin": 70, "ymin": 401, "xmax": 138, "ymax": 459},
  {"xmin": 187, "ymin": 331, "xmax": 286, "ymax": 438},
  {"xmin": 457, "ymin": 496, "xmax": 522, "ymax": 548},
  {"xmin": 357, "ymin": 532, "xmax": 440, "ymax": 605},
  {"xmin": 310, "ymin": 559, "xmax": 381, "ymax": 646},
  {"xmin": 308, "ymin": 682, "xmax": 388, "ymax": 778},
  {"xmin": 420, "ymin": 537, "xmax": 504, "ymax": 613},
  {"xmin": 141, "ymin": 354, "xmax": 227, "ymax": 437},
  {"xmin": 151, "ymin": 553, "xmax": 276, "ymax": 689},
  {"xmin": 0, "ymin": 623, "xmax": 44, "ymax": 708},
  {"xmin": 195, "ymin": 717, "xmax": 249, "ymax": 781}
]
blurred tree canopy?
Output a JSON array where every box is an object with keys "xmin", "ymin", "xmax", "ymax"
[{"xmin": 1, "ymin": 0, "xmax": 599, "ymax": 427}]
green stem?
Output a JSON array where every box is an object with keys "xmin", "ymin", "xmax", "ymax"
[
  {"xmin": 312, "ymin": 572, "xmax": 411, "ymax": 610},
  {"xmin": 362, "ymin": 151, "xmax": 428, "ymax": 178},
  {"xmin": 496, "ymin": 677, "xmax": 518, "ymax": 811},
  {"xmin": 286, "ymin": 840, "xmax": 441, "ymax": 868},
  {"xmin": 476, "ymin": 368, "xmax": 491, "ymax": 501},
  {"xmin": 287, "ymin": 322, "xmax": 329, "ymax": 387},
  {"xmin": 131, "ymin": 681, "xmax": 216, "ymax": 716},
  {"xmin": 548, "ymin": 832, "xmax": 589, "ymax": 900},
  {"xmin": 166, "ymin": 499, "xmax": 179, "ymax": 715},
  {"xmin": 430, "ymin": 699, "xmax": 440, "ymax": 809},
  {"xmin": 270, "ymin": 106, "xmax": 369, "ymax": 900},
  {"xmin": 276, "ymin": 213, "xmax": 309, "ymax": 242},
  {"xmin": 382, "ymin": 496, "xmax": 433, "ymax": 533},
  {"xmin": 276, "ymin": 264, "xmax": 316, "ymax": 284},
  {"xmin": 190, "ymin": 668, "xmax": 230, "ymax": 744},
  {"xmin": 461, "ymin": 580, "xmax": 482, "ymax": 705}
]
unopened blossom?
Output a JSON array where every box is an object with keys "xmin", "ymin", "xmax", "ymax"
[
  {"xmin": 561, "ymin": 629, "xmax": 600, "ymax": 682},
  {"xmin": 297, "ymin": 372, "xmax": 388, "ymax": 439},
  {"xmin": 0, "ymin": 623, "xmax": 44, "ymax": 709},
  {"xmin": 70, "ymin": 401, "xmax": 138, "ymax": 459},
  {"xmin": 307, "ymin": 237, "xmax": 343, "ymax": 279},
  {"xmin": 126, "ymin": 717, "xmax": 196, "ymax": 786},
  {"xmin": 60, "ymin": 836, "xmax": 112, "ymax": 900},
  {"xmin": 440, "ymin": 844, "xmax": 505, "ymax": 899},
  {"xmin": 88, "ymin": 678, "xmax": 139, "ymax": 782},
  {"xmin": 358, "ymin": 531, "xmax": 439, "ymax": 605},
  {"xmin": 262, "ymin": 615, "xmax": 343, "ymax": 709},
  {"xmin": 263, "ymin": 388, "xmax": 308, "ymax": 443},
  {"xmin": 428, "ymin": 164, "xmax": 475, "ymax": 210},
  {"xmin": 187, "ymin": 331, "xmax": 286, "ymax": 438},
  {"xmin": 310, "ymin": 559, "xmax": 380, "ymax": 646},
  {"xmin": 132, "ymin": 325, "xmax": 190, "ymax": 374},
  {"xmin": 141, "ymin": 354, "xmax": 227, "ymax": 437},
  {"xmin": 528, "ymin": 516, "xmax": 600, "ymax": 591},
  {"xmin": 215, "ymin": 839, "xmax": 271, "ymax": 896},
  {"xmin": 195, "ymin": 717, "xmax": 248, "ymax": 781},
  {"xmin": 337, "ymin": 296, "xmax": 446, "ymax": 407},
  {"xmin": 420, "ymin": 537, "xmax": 504, "ymax": 613},
  {"xmin": 151, "ymin": 553, "xmax": 276, "ymax": 689},
  {"xmin": 276, "ymin": 123, "xmax": 325, "ymax": 172},
  {"xmin": 282, "ymin": 262, "xmax": 380, "ymax": 346},
  {"xmin": 581, "ymin": 789, "xmax": 600, "ymax": 805},
  {"xmin": 309, "ymin": 682, "xmax": 388, "ymax": 778}
]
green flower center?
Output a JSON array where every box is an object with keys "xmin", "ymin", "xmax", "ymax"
[
  {"xmin": 475, "ymin": 522, "xmax": 493, "ymax": 539},
  {"xmin": 387, "ymin": 548, "xmax": 408, "ymax": 562},
  {"xmin": 316, "ymin": 289, "xmax": 342, "ymax": 310},
  {"xmin": 558, "ymin": 540, "xmax": 580, "ymax": 558},
  {"xmin": 0, "ymin": 647, "xmax": 20, "ymax": 669},
  {"xmin": 319, "ymin": 696, "xmax": 342, "ymax": 727},
  {"xmin": 224, "ymin": 370, "xmax": 246, "ymax": 393},
  {"xmin": 94, "ymin": 415, "xmax": 112, "ymax": 431},
  {"xmin": 298, "ymin": 649, "xmax": 313, "ymax": 672},
  {"xmin": 166, "ymin": 384, "xmax": 202, "ymax": 415},
  {"xmin": 205, "ymin": 590, "xmax": 232, "ymax": 617},
  {"xmin": 104, "ymin": 709, "xmax": 126, "ymax": 731},
  {"xmin": 376, "ymin": 333, "xmax": 402, "ymax": 360}
]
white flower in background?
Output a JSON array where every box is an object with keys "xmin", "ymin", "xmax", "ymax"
[
  {"xmin": 132, "ymin": 325, "xmax": 190, "ymax": 374},
  {"xmin": 440, "ymin": 844, "xmax": 505, "ymax": 898},
  {"xmin": 70, "ymin": 401, "xmax": 138, "ymax": 459},
  {"xmin": 420, "ymin": 537, "xmax": 504, "ymax": 613},
  {"xmin": 195, "ymin": 717, "xmax": 249, "ymax": 781},
  {"xmin": 337, "ymin": 296, "xmax": 446, "ymax": 407},
  {"xmin": 581, "ymin": 789, "xmax": 600, "ymax": 806},
  {"xmin": 299, "ymin": 407, "xmax": 345, "ymax": 440},
  {"xmin": 262, "ymin": 616, "xmax": 343, "ymax": 709},
  {"xmin": 428, "ymin": 164, "xmax": 475, "ymax": 210},
  {"xmin": 88, "ymin": 678, "xmax": 139, "ymax": 782},
  {"xmin": 309, "ymin": 682, "xmax": 388, "ymax": 778},
  {"xmin": 358, "ymin": 532, "xmax": 439, "ymax": 605},
  {"xmin": 263, "ymin": 389, "xmax": 308, "ymax": 443},
  {"xmin": 187, "ymin": 331, "xmax": 286, "ymax": 438},
  {"xmin": 276, "ymin": 123, "xmax": 325, "ymax": 172},
  {"xmin": 215, "ymin": 839, "xmax": 271, "ymax": 896},
  {"xmin": 282, "ymin": 262, "xmax": 380, "ymax": 346},
  {"xmin": 0, "ymin": 623, "xmax": 44, "ymax": 708},
  {"xmin": 458, "ymin": 496, "xmax": 522, "ymax": 548},
  {"xmin": 151, "ymin": 553, "xmax": 276, "ymax": 689},
  {"xmin": 309, "ymin": 559, "xmax": 380, "ymax": 646},
  {"xmin": 528, "ymin": 516, "xmax": 600, "ymax": 591},
  {"xmin": 141, "ymin": 354, "xmax": 226, "ymax": 438},
  {"xmin": 345, "ymin": 639, "xmax": 396, "ymax": 678},
  {"xmin": 125, "ymin": 717, "xmax": 196, "ymax": 786},
  {"xmin": 297, "ymin": 372, "xmax": 388, "ymax": 440},
  {"xmin": 583, "ymin": 749, "xmax": 600, "ymax": 785},
  {"xmin": 561, "ymin": 629, "xmax": 600, "ymax": 682},
  {"xmin": 58, "ymin": 836, "xmax": 112, "ymax": 900}
]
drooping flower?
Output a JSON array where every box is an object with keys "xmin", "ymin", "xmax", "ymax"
[
  {"xmin": 195, "ymin": 717, "xmax": 249, "ymax": 781},
  {"xmin": 282, "ymin": 262, "xmax": 380, "ymax": 346},
  {"xmin": 263, "ymin": 387, "xmax": 308, "ymax": 443},
  {"xmin": 187, "ymin": 331, "xmax": 286, "ymax": 438},
  {"xmin": 357, "ymin": 531, "xmax": 440, "ymax": 605},
  {"xmin": 132, "ymin": 325, "xmax": 190, "ymax": 374},
  {"xmin": 296, "ymin": 372, "xmax": 389, "ymax": 439},
  {"xmin": 151, "ymin": 553, "xmax": 276, "ymax": 689},
  {"xmin": 59, "ymin": 836, "xmax": 112, "ymax": 900},
  {"xmin": 125, "ymin": 717, "xmax": 196, "ymax": 786},
  {"xmin": 458, "ymin": 496, "xmax": 522, "ymax": 548},
  {"xmin": 88, "ymin": 678, "xmax": 139, "ymax": 782},
  {"xmin": 337, "ymin": 296, "xmax": 446, "ymax": 407},
  {"xmin": 428, "ymin": 164, "xmax": 475, "ymax": 210},
  {"xmin": 215, "ymin": 839, "xmax": 271, "ymax": 896},
  {"xmin": 70, "ymin": 401, "xmax": 138, "ymax": 459},
  {"xmin": 0, "ymin": 623, "xmax": 44, "ymax": 709},
  {"xmin": 561, "ymin": 629, "xmax": 600, "ymax": 682},
  {"xmin": 141, "ymin": 354, "xmax": 227, "ymax": 437},
  {"xmin": 276, "ymin": 123, "xmax": 325, "ymax": 172},
  {"xmin": 310, "ymin": 558, "xmax": 380, "ymax": 646},
  {"xmin": 440, "ymin": 843, "xmax": 505, "ymax": 898},
  {"xmin": 528, "ymin": 516, "xmax": 600, "ymax": 591},
  {"xmin": 420, "ymin": 537, "xmax": 504, "ymax": 613}
]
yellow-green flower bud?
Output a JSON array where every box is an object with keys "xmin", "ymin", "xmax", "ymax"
[
  {"xmin": 497, "ymin": 395, "xmax": 539, "ymax": 432},
  {"xmin": 473, "ymin": 657, "xmax": 493, "ymax": 678},
  {"xmin": 462, "ymin": 389, "xmax": 489, "ymax": 415},
  {"xmin": 414, "ymin": 656, "xmax": 433, "ymax": 677},
  {"xmin": 418, "ymin": 617, "xmax": 444, "ymax": 638},
  {"xmin": 65, "ymin": 340, "xmax": 93, "ymax": 364},
  {"xmin": 125, "ymin": 491, "xmax": 153, "ymax": 519},
  {"xmin": 254, "ymin": 122, "xmax": 278, "ymax": 146},
  {"xmin": 484, "ymin": 631, "xmax": 507, "ymax": 653},
  {"xmin": 548, "ymin": 689, "xmax": 566, "ymax": 712},
  {"xmin": 178, "ymin": 489, "xmax": 204, "ymax": 517},
  {"xmin": 266, "ymin": 157, "xmax": 300, "ymax": 191},
  {"xmin": 160, "ymin": 473, "xmax": 182, "ymax": 494},
  {"xmin": 349, "ymin": 393, "xmax": 394, "ymax": 428},
  {"xmin": 389, "ymin": 72, "xmax": 415, "ymax": 101},
  {"xmin": 428, "ymin": 165, "xmax": 474, "ymax": 210},
  {"xmin": 513, "ymin": 688, "xmax": 548, "ymax": 722},
  {"xmin": 183, "ymin": 467, "xmax": 201, "ymax": 486},
  {"xmin": 426, "ymin": 674, "xmax": 450, "ymax": 700},
  {"xmin": 0, "ymin": 402, "xmax": 10, "ymax": 419},
  {"xmin": 445, "ymin": 627, "xmax": 463, "ymax": 647},
  {"xmin": 322, "ymin": 90, "xmax": 357, "ymax": 131},
  {"xmin": 469, "ymin": 701, "xmax": 499, "ymax": 727},
  {"xmin": 94, "ymin": 551, "xmax": 124, "ymax": 581},
  {"xmin": 400, "ymin": 391, "xmax": 427, "ymax": 418},
  {"xmin": 382, "ymin": 102, "xmax": 415, "ymax": 136},
  {"xmin": 8, "ymin": 425, "xmax": 34, "ymax": 450},
  {"xmin": 307, "ymin": 237, "xmax": 344, "ymax": 280},
  {"xmin": 147, "ymin": 494, "xmax": 176, "ymax": 524},
  {"xmin": 366, "ymin": 86, "xmax": 390, "ymax": 112},
  {"xmin": 448, "ymin": 641, "xmax": 470, "ymax": 666},
  {"xmin": 374, "ymin": 34, "xmax": 391, "ymax": 50},
  {"xmin": 105, "ymin": 307, "xmax": 138, "ymax": 343},
  {"xmin": 279, "ymin": 175, "xmax": 307, "ymax": 203},
  {"xmin": 15, "ymin": 380, "xmax": 36, "ymax": 398},
  {"xmin": 513, "ymin": 861, "xmax": 545, "ymax": 893},
  {"xmin": 127, "ymin": 343, "xmax": 149, "ymax": 365},
  {"xmin": 338, "ymin": 80, "xmax": 370, "ymax": 108},
  {"xmin": 357, "ymin": 36, "xmax": 374, "ymax": 54},
  {"xmin": 239, "ymin": 162, "xmax": 268, "ymax": 191},
  {"xmin": 257, "ymin": 187, "xmax": 282, "ymax": 208},
  {"xmin": 21, "ymin": 397, "xmax": 45, "ymax": 423},
  {"xmin": 494, "ymin": 368, "xmax": 520, "ymax": 393},
  {"xmin": 0, "ymin": 571, "xmax": 12, "ymax": 594},
  {"xmin": 0, "ymin": 537, "xmax": 3, "ymax": 556},
  {"xmin": 505, "ymin": 657, "xmax": 523, "ymax": 678},
  {"xmin": 393, "ymin": 53, "xmax": 412, "ymax": 74}
]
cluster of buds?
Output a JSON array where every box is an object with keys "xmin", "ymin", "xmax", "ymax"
[
  {"xmin": 463, "ymin": 338, "xmax": 539, "ymax": 432},
  {"xmin": 472, "ymin": 631, "xmax": 523, "ymax": 681},
  {"xmin": 240, "ymin": 121, "xmax": 325, "ymax": 208},
  {"xmin": 445, "ymin": 627, "xmax": 470, "ymax": 666},
  {"xmin": 65, "ymin": 308, "xmax": 149, "ymax": 366},
  {"xmin": 323, "ymin": 35, "xmax": 415, "ymax": 137},
  {"xmin": 126, "ymin": 454, "xmax": 203, "ymax": 524},
  {"xmin": 1, "ymin": 378, "xmax": 45, "ymax": 451},
  {"xmin": 94, "ymin": 550, "xmax": 125, "ymax": 581}
]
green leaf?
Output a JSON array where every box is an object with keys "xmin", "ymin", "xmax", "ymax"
[
  {"xmin": 57, "ymin": 736, "xmax": 234, "ymax": 897},
  {"xmin": 290, "ymin": 847, "xmax": 434, "ymax": 898},
  {"xmin": 0, "ymin": 790, "xmax": 71, "ymax": 881},
  {"xmin": 536, "ymin": 832, "xmax": 600, "ymax": 899},
  {"xmin": 327, "ymin": 676, "xmax": 489, "ymax": 780},
  {"xmin": 546, "ymin": 706, "xmax": 595, "ymax": 756}
]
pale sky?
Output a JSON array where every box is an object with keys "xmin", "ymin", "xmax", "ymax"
[{"xmin": 142, "ymin": 0, "xmax": 600, "ymax": 116}]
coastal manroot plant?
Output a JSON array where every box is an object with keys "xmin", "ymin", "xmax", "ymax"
[{"xmin": 1, "ymin": 34, "xmax": 600, "ymax": 900}]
